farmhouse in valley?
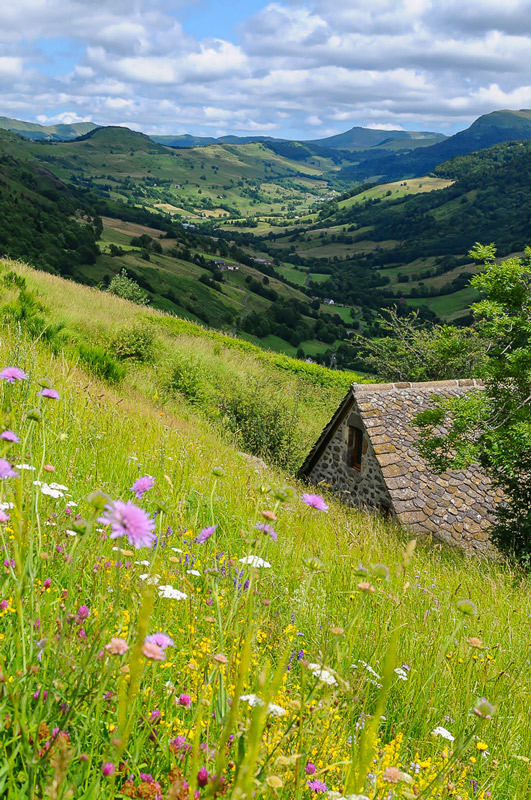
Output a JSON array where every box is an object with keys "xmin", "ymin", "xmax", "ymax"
[{"xmin": 300, "ymin": 380, "xmax": 503, "ymax": 553}]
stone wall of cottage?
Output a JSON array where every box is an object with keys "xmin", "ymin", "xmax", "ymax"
[{"xmin": 308, "ymin": 410, "xmax": 393, "ymax": 511}]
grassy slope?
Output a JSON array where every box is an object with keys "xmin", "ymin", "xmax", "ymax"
[
  {"xmin": 0, "ymin": 258, "xmax": 358, "ymax": 469},
  {"xmin": 0, "ymin": 258, "xmax": 529, "ymax": 798}
]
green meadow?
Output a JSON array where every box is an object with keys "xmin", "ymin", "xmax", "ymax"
[{"xmin": 0, "ymin": 258, "xmax": 529, "ymax": 799}]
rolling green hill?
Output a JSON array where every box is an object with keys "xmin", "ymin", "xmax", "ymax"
[
  {"xmin": 332, "ymin": 109, "xmax": 531, "ymax": 185},
  {"xmin": 0, "ymin": 115, "xmax": 96, "ymax": 141}
]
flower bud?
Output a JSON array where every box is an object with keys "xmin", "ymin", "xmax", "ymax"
[{"xmin": 456, "ymin": 599, "xmax": 478, "ymax": 617}]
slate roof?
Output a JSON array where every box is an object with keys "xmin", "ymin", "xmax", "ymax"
[{"xmin": 302, "ymin": 380, "xmax": 502, "ymax": 550}]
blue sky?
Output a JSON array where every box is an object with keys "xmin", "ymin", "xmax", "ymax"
[{"xmin": 1, "ymin": 0, "xmax": 531, "ymax": 139}]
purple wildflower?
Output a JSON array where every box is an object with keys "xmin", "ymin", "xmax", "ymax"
[
  {"xmin": 0, "ymin": 600, "xmax": 8, "ymax": 610},
  {"xmin": 305, "ymin": 762, "xmax": 316, "ymax": 775},
  {"xmin": 197, "ymin": 767, "xmax": 210, "ymax": 788},
  {"xmin": 0, "ymin": 431, "xmax": 20, "ymax": 443},
  {"xmin": 99, "ymin": 500, "xmax": 156, "ymax": 549},
  {"xmin": 307, "ymin": 779, "xmax": 328, "ymax": 793},
  {"xmin": 130, "ymin": 475, "xmax": 155, "ymax": 499},
  {"xmin": 76, "ymin": 605, "xmax": 90, "ymax": 621},
  {"xmin": 302, "ymin": 493, "xmax": 329, "ymax": 512},
  {"xmin": 254, "ymin": 522, "xmax": 277, "ymax": 541},
  {"xmin": 38, "ymin": 388, "xmax": 60, "ymax": 400},
  {"xmin": 101, "ymin": 762, "xmax": 115, "ymax": 777},
  {"xmin": 0, "ymin": 510, "xmax": 9, "ymax": 523},
  {"xmin": 0, "ymin": 367, "xmax": 27, "ymax": 384},
  {"xmin": 178, "ymin": 693, "xmax": 192, "ymax": 707},
  {"xmin": 0, "ymin": 459, "xmax": 18, "ymax": 480},
  {"xmin": 145, "ymin": 632, "xmax": 174, "ymax": 649},
  {"xmin": 170, "ymin": 735, "xmax": 192, "ymax": 753},
  {"xmin": 196, "ymin": 524, "xmax": 217, "ymax": 544}
]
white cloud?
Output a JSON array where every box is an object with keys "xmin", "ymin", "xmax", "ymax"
[{"xmin": 2, "ymin": 0, "xmax": 531, "ymax": 137}]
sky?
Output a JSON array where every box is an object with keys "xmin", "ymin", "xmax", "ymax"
[{"xmin": 2, "ymin": 0, "xmax": 531, "ymax": 140}]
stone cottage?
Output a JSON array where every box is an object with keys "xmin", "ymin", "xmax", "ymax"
[{"xmin": 300, "ymin": 380, "xmax": 503, "ymax": 553}]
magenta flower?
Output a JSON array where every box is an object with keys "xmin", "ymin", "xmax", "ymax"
[
  {"xmin": 99, "ymin": 500, "xmax": 156, "ymax": 549},
  {"xmin": 197, "ymin": 767, "xmax": 210, "ymax": 788},
  {"xmin": 170, "ymin": 735, "xmax": 192, "ymax": 753},
  {"xmin": 307, "ymin": 779, "xmax": 328, "ymax": 793},
  {"xmin": 38, "ymin": 388, "xmax": 60, "ymax": 400},
  {"xmin": 254, "ymin": 522, "xmax": 277, "ymax": 541},
  {"xmin": 0, "ymin": 600, "xmax": 8, "ymax": 610},
  {"xmin": 145, "ymin": 632, "xmax": 174, "ymax": 649},
  {"xmin": 131, "ymin": 475, "xmax": 155, "ymax": 499},
  {"xmin": 0, "ymin": 431, "xmax": 20, "ymax": 443},
  {"xmin": 305, "ymin": 762, "xmax": 316, "ymax": 775},
  {"xmin": 0, "ymin": 459, "xmax": 18, "ymax": 480},
  {"xmin": 76, "ymin": 605, "xmax": 90, "ymax": 621},
  {"xmin": 196, "ymin": 524, "xmax": 217, "ymax": 544},
  {"xmin": 302, "ymin": 493, "xmax": 329, "ymax": 512},
  {"xmin": 0, "ymin": 510, "xmax": 9, "ymax": 523},
  {"xmin": 0, "ymin": 366, "xmax": 27, "ymax": 384},
  {"xmin": 101, "ymin": 762, "xmax": 115, "ymax": 777},
  {"xmin": 178, "ymin": 693, "xmax": 192, "ymax": 707}
]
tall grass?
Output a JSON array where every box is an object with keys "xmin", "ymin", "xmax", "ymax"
[{"xmin": 0, "ymin": 317, "xmax": 530, "ymax": 799}]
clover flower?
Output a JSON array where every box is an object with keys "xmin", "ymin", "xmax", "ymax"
[
  {"xmin": 178, "ymin": 693, "xmax": 192, "ymax": 707},
  {"xmin": 99, "ymin": 500, "xmax": 156, "ymax": 549},
  {"xmin": 101, "ymin": 762, "xmax": 115, "ymax": 777},
  {"xmin": 130, "ymin": 475, "xmax": 155, "ymax": 499},
  {"xmin": 0, "ymin": 459, "xmax": 18, "ymax": 480},
  {"xmin": 305, "ymin": 763, "xmax": 316, "ymax": 775},
  {"xmin": 0, "ymin": 366, "xmax": 27, "ymax": 384},
  {"xmin": 302, "ymin": 493, "xmax": 329, "ymax": 512}
]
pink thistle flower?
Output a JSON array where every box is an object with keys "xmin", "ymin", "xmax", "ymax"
[
  {"xmin": 196, "ymin": 524, "xmax": 217, "ymax": 544},
  {"xmin": 145, "ymin": 632, "xmax": 174, "ymax": 649},
  {"xmin": 0, "ymin": 431, "xmax": 20, "ymax": 443},
  {"xmin": 38, "ymin": 388, "xmax": 60, "ymax": 400},
  {"xmin": 0, "ymin": 459, "xmax": 18, "ymax": 480},
  {"xmin": 105, "ymin": 638, "xmax": 129, "ymax": 655},
  {"xmin": 178, "ymin": 693, "xmax": 192, "ymax": 707},
  {"xmin": 302, "ymin": 493, "xmax": 329, "ymax": 512},
  {"xmin": 101, "ymin": 762, "xmax": 115, "ymax": 777},
  {"xmin": 254, "ymin": 522, "xmax": 277, "ymax": 541},
  {"xmin": 0, "ymin": 366, "xmax": 27, "ymax": 384},
  {"xmin": 130, "ymin": 475, "xmax": 155, "ymax": 499},
  {"xmin": 142, "ymin": 641, "xmax": 165, "ymax": 661},
  {"xmin": 0, "ymin": 510, "xmax": 9, "ymax": 523},
  {"xmin": 99, "ymin": 500, "xmax": 156, "ymax": 549}
]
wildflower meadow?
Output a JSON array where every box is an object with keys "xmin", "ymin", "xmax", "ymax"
[{"xmin": 1, "ymin": 271, "xmax": 531, "ymax": 799}]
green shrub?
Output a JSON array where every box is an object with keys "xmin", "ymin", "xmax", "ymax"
[
  {"xmin": 111, "ymin": 323, "xmax": 156, "ymax": 362},
  {"xmin": 166, "ymin": 352, "xmax": 209, "ymax": 403},
  {"xmin": 78, "ymin": 342, "xmax": 126, "ymax": 382},
  {"xmin": 2, "ymin": 270, "xmax": 27, "ymax": 290},
  {"xmin": 107, "ymin": 269, "xmax": 149, "ymax": 305},
  {"xmin": 220, "ymin": 377, "xmax": 299, "ymax": 468}
]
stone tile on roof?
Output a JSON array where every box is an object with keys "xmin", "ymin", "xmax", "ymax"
[{"xmin": 352, "ymin": 381, "xmax": 494, "ymax": 552}]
